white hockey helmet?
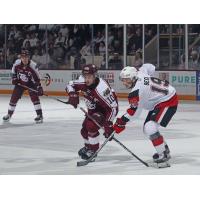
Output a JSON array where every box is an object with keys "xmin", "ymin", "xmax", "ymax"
[{"xmin": 119, "ymin": 66, "xmax": 138, "ymax": 81}]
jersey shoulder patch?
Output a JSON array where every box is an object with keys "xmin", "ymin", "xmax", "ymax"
[
  {"xmin": 128, "ymin": 89, "xmax": 139, "ymax": 107},
  {"xmin": 96, "ymin": 79, "xmax": 110, "ymax": 96},
  {"xmin": 128, "ymin": 89, "xmax": 139, "ymax": 99},
  {"xmin": 30, "ymin": 60, "xmax": 37, "ymax": 69},
  {"xmin": 13, "ymin": 59, "xmax": 21, "ymax": 67}
]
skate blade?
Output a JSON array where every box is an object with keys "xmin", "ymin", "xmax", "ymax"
[
  {"xmin": 157, "ymin": 162, "xmax": 171, "ymax": 168},
  {"xmin": 149, "ymin": 161, "xmax": 171, "ymax": 169},
  {"xmin": 3, "ymin": 119, "xmax": 10, "ymax": 123},
  {"xmin": 35, "ymin": 120, "xmax": 43, "ymax": 124},
  {"xmin": 77, "ymin": 158, "xmax": 95, "ymax": 167}
]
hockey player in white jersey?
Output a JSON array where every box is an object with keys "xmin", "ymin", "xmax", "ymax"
[{"xmin": 113, "ymin": 64, "xmax": 178, "ymax": 164}]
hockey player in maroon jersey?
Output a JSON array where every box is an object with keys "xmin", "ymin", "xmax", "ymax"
[
  {"xmin": 2, "ymin": 49, "xmax": 44, "ymax": 123},
  {"xmin": 66, "ymin": 64, "xmax": 118, "ymax": 160},
  {"xmin": 113, "ymin": 65, "xmax": 178, "ymax": 164}
]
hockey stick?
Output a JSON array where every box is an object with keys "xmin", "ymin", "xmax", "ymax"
[
  {"xmin": 17, "ymin": 83, "xmax": 69, "ymax": 104},
  {"xmin": 112, "ymin": 137, "xmax": 149, "ymax": 167},
  {"xmin": 78, "ymin": 107, "xmax": 149, "ymax": 167},
  {"xmin": 77, "ymin": 132, "xmax": 115, "ymax": 167}
]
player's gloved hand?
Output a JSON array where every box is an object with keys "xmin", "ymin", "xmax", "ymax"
[
  {"xmin": 12, "ymin": 77, "xmax": 19, "ymax": 85},
  {"xmin": 68, "ymin": 92, "xmax": 79, "ymax": 108},
  {"xmin": 103, "ymin": 121, "xmax": 114, "ymax": 140},
  {"xmin": 113, "ymin": 118, "xmax": 126, "ymax": 134},
  {"xmin": 37, "ymin": 85, "xmax": 44, "ymax": 96}
]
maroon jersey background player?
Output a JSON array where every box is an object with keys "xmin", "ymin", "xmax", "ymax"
[
  {"xmin": 66, "ymin": 64, "xmax": 118, "ymax": 160},
  {"xmin": 2, "ymin": 49, "xmax": 44, "ymax": 123}
]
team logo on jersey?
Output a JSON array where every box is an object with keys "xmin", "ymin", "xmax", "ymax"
[
  {"xmin": 103, "ymin": 88, "xmax": 110, "ymax": 96},
  {"xmin": 19, "ymin": 73, "xmax": 28, "ymax": 82},
  {"xmin": 84, "ymin": 99, "xmax": 96, "ymax": 109}
]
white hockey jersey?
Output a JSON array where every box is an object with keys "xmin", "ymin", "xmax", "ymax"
[
  {"xmin": 123, "ymin": 64, "xmax": 176, "ymax": 121},
  {"xmin": 134, "ymin": 70, "xmax": 176, "ymax": 110}
]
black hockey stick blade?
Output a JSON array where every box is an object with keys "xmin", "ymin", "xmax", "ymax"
[{"xmin": 148, "ymin": 161, "xmax": 171, "ymax": 169}]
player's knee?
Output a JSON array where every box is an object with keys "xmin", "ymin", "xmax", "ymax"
[
  {"xmin": 30, "ymin": 95, "xmax": 40, "ymax": 103},
  {"xmin": 143, "ymin": 121, "xmax": 159, "ymax": 136},
  {"xmin": 86, "ymin": 120, "xmax": 99, "ymax": 134},
  {"xmin": 81, "ymin": 127, "xmax": 88, "ymax": 139}
]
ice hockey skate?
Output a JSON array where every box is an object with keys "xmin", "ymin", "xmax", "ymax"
[
  {"xmin": 34, "ymin": 115, "xmax": 43, "ymax": 123},
  {"xmin": 2, "ymin": 114, "xmax": 11, "ymax": 122}
]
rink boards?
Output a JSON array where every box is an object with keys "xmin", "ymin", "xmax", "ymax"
[{"xmin": 0, "ymin": 69, "xmax": 199, "ymax": 100}]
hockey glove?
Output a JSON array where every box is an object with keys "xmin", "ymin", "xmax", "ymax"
[
  {"xmin": 103, "ymin": 121, "xmax": 114, "ymax": 140},
  {"xmin": 12, "ymin": 77, "xmax": 19, "ymax": 85},
  {"xmin": 113, "ymin": 118, "xmax": 126, "ymax": 134},
  {"xmin": 68, "ymin": 92, "xmax": 79, "ymax": 108},
  {"xmin": 37, "ymin": 85, "xmax": 44, "ymax": 96}
]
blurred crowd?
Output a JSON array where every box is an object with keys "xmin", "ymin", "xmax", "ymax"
[
  {"xmin": 0, "ymin": 24, "xmax": 156, "ymax": 70},
  {"xmin": 0, "ymin": 24, "xmax": 200, "ymax": 70}
]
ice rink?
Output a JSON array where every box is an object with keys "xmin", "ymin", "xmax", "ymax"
[{"xmin": 0, "ymin": 95, "xmax": 200, "ymax": 175}]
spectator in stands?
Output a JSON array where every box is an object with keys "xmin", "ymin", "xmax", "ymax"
[
  {"xmin": 127, "ymin": 27, "xmax": 136, "ymax": 54},
  {"xmin": 8, "ymin": 25, "xmax": 21, "ymax": 41},
  {"xmin": 28, "ymin": 24, "xmax": 37, "ymax": 32},
  {"xmin": 134, "ymin": 27, "xmax": 142, "ymax": 50},
  {"xmin": 60, "ymin": 25, "xmax": 69, "ymax": 38},
  {"xmin": 35, "ymin": 40, "xmax": 43, "ymax": 52},
  {"xmin": 108, "ymin": 30, "xmax": 114, "ymax": 47},
  {"xmin": 53, "ymin": 44, "xmax": 65, "ymax": 64},
  {"xmin": 23, "ymin": 33, "xmax": 31, "ymax": 47},
  {"xmin": 93, "ymin": 31, "xmax": 105, "ymax": 53},
  {"xmin": 54, "ymin": 32, "xmax": 65, "ymax": 47},
  {"xmin": 178, "ymin": 54, "xmax": 185, "ymax": 69},
  {"xmin": 100, "ymin": 54, "xmax": 106, "ymax": 69},
  {"xmin": 80, "ymin": 40, "xmax": 91, "ymax": 56},
  {"xmin": 24, "ymin": 40, "xmax": 32, "ymax": 53},
  {"xmin": 189, "ymin": 50, "xmax": 200, "ymax": 69},
  {"xmin": 108, "ymin": 53, "xmax": 123, "ymax": 70},
  {"xmin": 29, "ymin": 33, "xmax": 39, "ymax": 48},
  {"xmin": 111, "ymin": 39, "xmax": 123, "ymax": 54},
  {"xmin": 98, "ymin": 41, "xmax": 105, "ymax": 56},
  {"xmin": 32, "ymin": 49, "xmax": 41, "ymax": 64},
  {"xmin": 39, "ymin": 48, "xmax": 50, "ymax": 69},
  {"xmin": 6, "ymin": 40, "xmax": 17, "ymax": 67},
  {"xmin": 73, "ymin": 25, "xmax": 90, "ymax": 49},
  {"xmin": 14, "ymin": 31, "xmax": 24, "ymax": 53},
  {"xmin": 74, "ymin": 51, "xmax": 86, "ymax": 70},
  {"xmin": 134, "ymin": 50, "xmax": 143, "ymax": 68},
  {"xmin": 145, "ymin": 28, "xmax": 154, "ymax": 44},
  {"xmin": 47, "ymin": 32, "xmax": 55, "ymax": 46}
]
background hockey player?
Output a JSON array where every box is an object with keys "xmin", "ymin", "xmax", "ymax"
[
  {"xmin": 66, "ymin": 64, "xmax": 118, "ymax": 160},
  {"xmin": 113, "ymin": 64, "xmax": 178, "ymax": 164},
  {"xmin": 2, "ymin": 49, "xmax": 44, "ymax": 123}
]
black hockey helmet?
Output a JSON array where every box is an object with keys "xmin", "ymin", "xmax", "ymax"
[{"xmin": 82, "ymin": 64, "xmax": 98, "ymax": 76}]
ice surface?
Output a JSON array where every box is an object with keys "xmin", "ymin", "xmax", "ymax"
[{"xmin": 0, "ymin": 95, "xmax": 200, "ymax": 174}]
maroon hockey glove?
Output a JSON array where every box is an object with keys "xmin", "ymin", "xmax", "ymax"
[
  {"xmin": 113, "ymin": 118, "xmax": 126, "ymax": 134},
  {"xmin": 68, "ymin": 92, "xmax": 79, "ymax": 108},
  {"xmin": 103, "ymin": 121, "xmax": 114, "ymax": 139},
  {"xmin": 37, "ymin": 85, "xmax": 44, "ymax": 96},
  {"xmin": 12, "ymin": 77, "xmax": 19, "ymax": 85}
]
